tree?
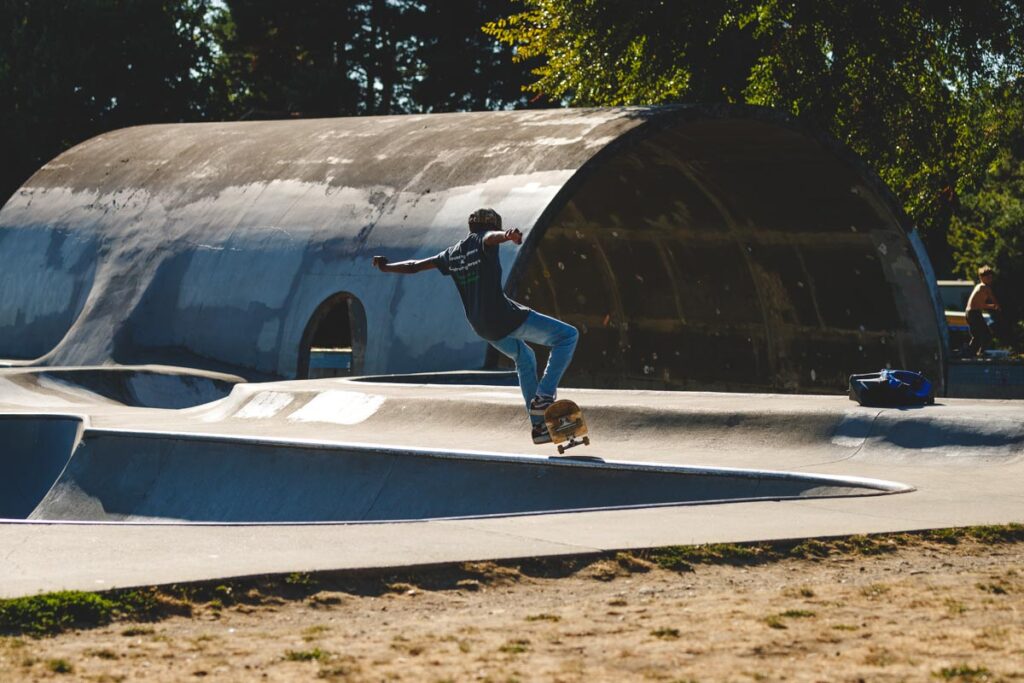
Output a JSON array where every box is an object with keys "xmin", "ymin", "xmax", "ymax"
[
  {"xmin": 949, "ymin": 107, "xmax": 1024, "ymax": 349},
  {"xmin": 0, "ymin": 0, "xmax": 220, "ymax": 203},
  {"xmin": 484, "ymin": 0, "xmax": 1024, "ymax": 275},
  {"xmin": 214, "ymin": 0, "xmax": 536, "ymax": 117},
  {"xmin": 411, "ymin": 0, "xmax": 539, "ymax": 112}
]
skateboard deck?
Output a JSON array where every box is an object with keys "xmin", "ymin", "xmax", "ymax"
[{"xmin": 543, "ymin": 399, "xmax": 590, "ymax": 454}]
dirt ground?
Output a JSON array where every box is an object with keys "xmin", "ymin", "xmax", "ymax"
[{"xmin": 2, "ymin": 532, "xmax": 1023, "ymax": 682}]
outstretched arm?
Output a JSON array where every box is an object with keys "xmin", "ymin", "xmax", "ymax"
[
  {"xmin": 372, "ymin": 255, "xmax": 439, "ymax": 274},
  {"xmin": 482, "ymin": 228, "xmax": 523, "ymax": 247}
]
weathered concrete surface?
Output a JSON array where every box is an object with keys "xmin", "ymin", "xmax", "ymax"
[
  {"xmin": 0, "ymin": 372, "xmax": 1021, "ymax": 598},
  {"xmin": 0, "ymin": 106, "xmax": 944, "ymax": 393}
]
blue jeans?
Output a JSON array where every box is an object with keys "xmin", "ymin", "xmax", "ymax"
[{"xmin": 489, "ymin": 310, "xmax": 579, "ymax": 424}]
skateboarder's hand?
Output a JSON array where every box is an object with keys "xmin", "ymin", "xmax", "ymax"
[
  {"xmin": 372, "ymin": 255, "xmax": 388, "ymax": 271},
  {"xmin": 506, "ymin": 228, "xmax": 523, "ymax": 245}
]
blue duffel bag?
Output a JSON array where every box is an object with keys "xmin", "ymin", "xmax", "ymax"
[{"xmin": 848, "ymin": 369, "xmax": 935, "ymax": 407}]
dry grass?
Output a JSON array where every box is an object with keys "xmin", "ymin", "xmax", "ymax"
[{"xmin": 1, "ymin": 526, "xmax": 1022, "ymax": 681}]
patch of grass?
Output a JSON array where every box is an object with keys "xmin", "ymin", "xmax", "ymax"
[
  {"xmin": 86, "ymin": 648, "xmax": 118, "ymax": 660},
  {"xmin": 285, "ymin": 572, "xmax": 316, "ymax": 587},
  {"xmin": 643, "ymin": 543, "xmax": 771, "ymax": 569},
  {"xmin": 121, "ymin": 626, "xmax": 154, "ymax": 637},
  {"xmin": 650, "ymin": 627, "xmax": 681, "ymax": 639},
  {"xmin": 790, "ymin": 535, "xmax": 901, "ymax": 558},
  {"xmin": 0, "ymin": 589, "xmax": 170, "ymax": 638},
  {"xmin": 923, "ymin": 528, "xmax": 964, "ymax": 544},
  {"xmin": 638, "ymin": 543, "xmax": 759, "ymax": 572},
  {"xmin": 917, "ymin": 525, "xmax": 1023, "ymax": 546},
  {"xmin": 933, "ymin": 664, "xmax": 993, "ymax": 680},
  {"xmin": 525, "ymin": 613, "xmax": 561, "ymax": 622},
  {"xmin": 842, "ymin": 535, "xmax": 902, "ymax": 556},
  {"xmin": 976, "ymin": 583, "xmax": 1008, "ymax": 595},
  {"xmin": 46, "ymin": 658, "xmax": 73, "ymax": 673},
  {"xmin": 499, "ymin": 639, "xmax": 530, "ymax": 654},
  {"xmin": 832, "ymin": 624, "xmax": 860, "ymax": 631},
  {"xmin": 789, "ymin": 539, "xmax": 832, "ymax": 559},
  {"xmin": 962, "ymin": 524, "xmax": 1024, "ymax": 544},
  {"xmin": 764, "ymin": 609, "xmax": 815, "ymax": 629},
  {"xmin": 212, "ymin": 585, "xmax": 234, "ymax": 605},
  {"xmin": 284, "ymin": 647, "xmax": 328, "ymax": 662},
  {"xmin": 798, "ymin": 586, "xmax": 815, "ymax": 598},
  {"xmin": 779, "ymin": 609, "xmax": 816, "ymax": 619}
]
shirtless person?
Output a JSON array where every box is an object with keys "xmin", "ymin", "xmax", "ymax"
[
  {"xmin": 966, "ymin": 266, "xmax": 1001, "ymax": 356},
  {"xmin": 372, "ymin": 208, "xmax": 578, "ymax": 444}
]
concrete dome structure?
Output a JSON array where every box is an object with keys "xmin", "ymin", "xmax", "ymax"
[{"xmin": 0, "ymin": 105, "xmax": 945, "ymax": 392}]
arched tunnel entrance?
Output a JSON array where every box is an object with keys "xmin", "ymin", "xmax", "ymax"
[
  {"xmin": 504, "ymin": 115, "xmax": 942, "ymax": 393},
  {"xmin": 298, "ymin": 293, "xmax": 367, "ymax": 379}
]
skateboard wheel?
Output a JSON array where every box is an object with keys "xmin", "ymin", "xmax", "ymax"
[
  {"xmin": 582, "ymin": 436, "xmax": 590, "ymax": 446},
  {"xmin": 557, "ymin": 445, "xmax": 565, "ymax": 454}
]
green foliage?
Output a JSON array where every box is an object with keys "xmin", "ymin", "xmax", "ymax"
[
  {"xmin": 212, "ymin": 0, "xmax": 535, "ymax": 118},
  {"xmin": 0, "ymin": 591, "xmax": 117, "ymax": 637},
  {"xmin": 644, "ymin": 542, "xmax": 772, "ymax": 570},
  {"xmin": 47, "ymin": 658, "xmax": 73, "ymax": 674},
  {"xmin": 0, "ymin": 0, "xmax": 221, "ymax": 202},
  {"xmin": 284, "ymin": 647, "xmax": 327, "ymax": 661},
  {"xmin": 484, "ymin": 0, "xmax": 1024, "ymax": 273},
  {"xmin": 0, "ymin": 589, "xmax": 164, "ymax": 637},
  {"xmin": 950, "ymin": 127, "xmax": 1024, "ymax": 347},
  {"xmin": 933, "ymin": 664, "xmax": 992, "ymax": 680},
  {"xmin": 0, "ymin": 0, "xmax": 538, "ymax": 204},
  {"xmin": 650, "ymin": 627, "xmax": 681, "ymax": 639}
]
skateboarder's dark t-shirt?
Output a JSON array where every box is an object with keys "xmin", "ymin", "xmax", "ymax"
[{"xmin": 433, "ymin": 232, "xmax": 529, "ymax": 341}]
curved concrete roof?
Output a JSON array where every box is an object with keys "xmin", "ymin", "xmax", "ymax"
[{"xmin": 0, "ymin": 106, "xmax": 944, "ymax": 391}]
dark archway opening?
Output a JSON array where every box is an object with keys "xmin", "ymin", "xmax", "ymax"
[{"xmin": 297, "ymin": 293, "xmax": 367, "ymax": 379}]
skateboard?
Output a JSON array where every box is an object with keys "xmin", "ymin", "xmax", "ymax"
[{"xmin": 543, "ymin": 399, "xmax": 590, "ymax": 454}]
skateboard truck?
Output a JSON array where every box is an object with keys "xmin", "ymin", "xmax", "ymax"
[{"xmin": 543, "ymin": 400, "xmax": 591, "ymax": 455}]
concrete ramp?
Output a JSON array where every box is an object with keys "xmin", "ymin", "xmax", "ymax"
[
  {"xmin": 23, "ymin": 429, "xmax": 909, "ymax": 523},
  {"xmin": 0, "ymin": 415, "xmax": 83, "ymax": 519}
]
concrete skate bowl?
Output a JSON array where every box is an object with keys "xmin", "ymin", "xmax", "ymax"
[
  {"xmin": 10, "ymin": 429, "xmax": 911, "ymax": 524},
  {"xmin": 0, "ymin": 415, "xmax": 83, "ymax": 519}
]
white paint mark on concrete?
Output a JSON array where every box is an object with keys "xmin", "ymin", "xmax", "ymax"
[
  {"xmin": 287, "ymin": 390, "xmax": 386, "ymax": 425},
  {"xmin": 235, "ymin": 391, "xmax": 295, "ymax": 419}
]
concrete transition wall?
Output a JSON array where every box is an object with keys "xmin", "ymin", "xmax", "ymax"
[{"xmin": 0, "ymin": 106, "xmax": 945, "ymax": 393}]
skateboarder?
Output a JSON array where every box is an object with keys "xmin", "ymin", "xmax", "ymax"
[{"xmin": 372, "ymin": 208, "xmax": 578, "ymax": 443}]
